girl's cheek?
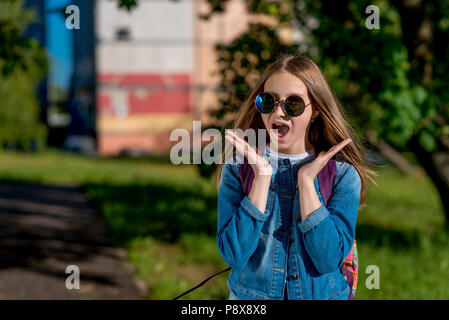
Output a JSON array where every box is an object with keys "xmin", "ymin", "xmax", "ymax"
[
  {"xmin": 262, "ymin": 115, "xmax": 271, "ymax": 131},
  {"xmin": 292, "ymin": 118, "xmax": 309, "ymax": 133}
]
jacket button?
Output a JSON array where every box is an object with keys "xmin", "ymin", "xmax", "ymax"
[
  {"xmin": 289, "ymin": 237, "xmax": 294, "ymax": 245},
  {"xmin": 290, "ymin": 274, "xmax": 297, "ymax": 280}
]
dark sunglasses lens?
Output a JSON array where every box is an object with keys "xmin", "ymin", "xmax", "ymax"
[
  {"xmin": 255, "ymin": 93, "xmax": 275, "ymax": 114},
  {"xmin": 285, "ymin": 95, "xmax": 306, "ymax": 116}
]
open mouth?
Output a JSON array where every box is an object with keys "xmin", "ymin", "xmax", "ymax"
[{"xmin": 272, "ymin": 122, "xmax": 290, "ymax": 140}]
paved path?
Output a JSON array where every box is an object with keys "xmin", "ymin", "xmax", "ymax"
[{"xmin": 0, "ymin": 182, "xmax": 143, "ymax": 299}]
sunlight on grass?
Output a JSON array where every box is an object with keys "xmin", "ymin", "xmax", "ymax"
[{"xmin": 358, "ymin": 166, "xmax": 444, "ymax": 234}]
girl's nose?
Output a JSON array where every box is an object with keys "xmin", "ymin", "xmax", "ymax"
[{"xmin": 273, "ymin": 101, "xmax": 287, "ymax": 117}]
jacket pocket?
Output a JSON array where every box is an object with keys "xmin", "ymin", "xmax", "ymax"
[{"xmin": 324, "ymin": 270, "xmax": 350, "ymax": 300}]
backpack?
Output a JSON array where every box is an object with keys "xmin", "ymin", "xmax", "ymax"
[{"xmin": 238, "ymin": 157, "xmax": 358, "ymax": 300}]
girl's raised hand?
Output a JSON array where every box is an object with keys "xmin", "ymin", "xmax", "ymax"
[
  {"xmin": 225, "ymin": 130, "xmax": 272, "ymax": 176},
  {"xmin": 298, "ymin": 139, "xmax": 352, "ymax": 186}
]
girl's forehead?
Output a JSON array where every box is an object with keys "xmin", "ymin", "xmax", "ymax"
[{"xmin": 264, "ymin": 72, "xmax": 308, "ymax": 98}]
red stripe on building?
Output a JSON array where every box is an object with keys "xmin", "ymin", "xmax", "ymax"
[
  {"xmin": 98, "ymin": 93, "xmax": 111, "ymax": 111},
  {"xmin": 128, "ymin": 90, "xmax": 190, "ymax": 114},
  {"xmin": 98, "ymin": 133, "xmax": 175, "ymax": 155},
  {"xmin": 97, "ymin": 73, "xmax": 191, "ymax": 115},
  {"xmin": 98, "ymin": 73, "xmax": 190, "ymax": 86}
]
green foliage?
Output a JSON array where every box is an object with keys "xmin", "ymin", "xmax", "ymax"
[
  {"xmin": 0, "ymin": 0, "xmax": 47, "ymax": 76},
  {"xmin": 117, "ymin": 0, "xmax": 138, "ymax": 11},
  {"xmin": 116, "ymin": 0, "xmax": 181, "ymax": 11},
  {"xmin": 0, "ymin": 0, "xmax": 48, "ymax": 151},
  {"xmin": 197, "ymin": 161, "xmax": 218, "ymax": 179},
  {"xmin": 0, "ymin": 70, "xmax": 47, "ymax": 151},
  {"xmin": 304, "ymin": 0, "xmax": 445, "ymax": 151},
  {"xmin": 200, "ymin": 0, "xmax": 449, "ymax": 153}
]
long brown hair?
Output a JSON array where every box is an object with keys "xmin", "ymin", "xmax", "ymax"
[{"xmin": 215, "ymin": 54, "xmax": 377, "ymax": 209}]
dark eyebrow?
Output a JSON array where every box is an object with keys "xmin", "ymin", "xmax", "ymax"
[{"xmin": 267, "ymin": 91, "xmax": 306, "ymax": 100}]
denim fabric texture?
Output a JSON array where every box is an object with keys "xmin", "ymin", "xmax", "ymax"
[{"xmin": 217, "ymin": 147, "xmax": 361, "ymax": 300}]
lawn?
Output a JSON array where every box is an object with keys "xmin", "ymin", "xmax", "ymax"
[{"xmin": 0, "ymin": 148, "xmax": 447, "ymax": 299}]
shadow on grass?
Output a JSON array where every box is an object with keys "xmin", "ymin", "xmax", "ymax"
[
  {"xmin": 83, "ymin": 178, "xmax": 449, "ymax": 252},
  {"xmin": 356, "ymin": 223, "xmax": 449, "ymax": 250},
  {"xmin": 81, "ymin": 181, "xmax": 219, "ymax": 245}
]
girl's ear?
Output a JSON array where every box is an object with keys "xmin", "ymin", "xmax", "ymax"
[
  {"xmin": 311, "ymin": 110, "xmax": 320, "ymax": 122},
  {"xmin": 310, "ymin": 101, "xmax": 319, "ymax": 118}
]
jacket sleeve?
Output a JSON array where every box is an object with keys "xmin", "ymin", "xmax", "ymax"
[
  {"xmin": 216, "ymin": 163, "xmax": 271, "ymax": 269},
  {"xmin": 297, "ymin": 163, "xmax": 361, "ymax": 275}
]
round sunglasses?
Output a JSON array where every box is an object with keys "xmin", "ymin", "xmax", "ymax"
[{"xmin": 255, "ymin": 92, "xmax": 311, "ymax": 117}]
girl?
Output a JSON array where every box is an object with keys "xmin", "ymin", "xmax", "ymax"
[{"xmin": 215, "ymin": 54, "xmax": 376, "ymax": 300}]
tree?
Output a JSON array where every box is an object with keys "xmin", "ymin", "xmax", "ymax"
[
  {"xmin": 198, "ymin": 0, "xmax": 449, "ymax": 226},
  {"xmin": 0, "ymin": 0, "xmax": 48, "ymax": 151}
]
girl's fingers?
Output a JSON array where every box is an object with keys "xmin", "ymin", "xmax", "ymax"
[
  {"xmin": 225, "ymin": 132, "xmax": 262, "ymax": 165},
  {"xmin": 226, "ymin": 132, "xmax": 256, "ymax": 155},
  {"xmin": 313, "ymin": 139, "xmax": 351, "ymax": 173},
  {"xmin": 226, "ymin": 131, "xmax": 248, "ymax": 147},
  {"xmin": 225, "ymin": 134, "xmax": 242, "ymax": 151},
  {"xmin": 226, "ymin": 131, "xmax": 251, "ymax": 145},
  {"xmin": 225, "ymin": 132, "xmax": 245, "ymax": 151},
  {"xmin": 323, "ymin": 139, "xmax": 352, "ymax": 161},
  {"xmin": 224, "ymin": 135, "xmax": 238, "ymax": 158},
  {"xmin": 225, "ymin": 130, "xmax": 240, "ymax": 140},
  {"xmin": 225, "ymin": 134, "xmax": 249, "ymax": 158},
  {"xmin": 301, "ymin": 140, "xmax": 351, "ymax": 180}
]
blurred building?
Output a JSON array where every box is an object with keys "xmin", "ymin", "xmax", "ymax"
[
  {"xmin": 95, "ymin": 0, "xmax": 252, "ymax": 156},
  {"xmin": 27, "ymin": 0, "xmax": 265, "ymax": 156}
]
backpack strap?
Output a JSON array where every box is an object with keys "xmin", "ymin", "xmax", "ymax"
[
  {"xmin": 238, "ymin": 157, "xmax": 337, "ymax": 198},
  {"xmin": 317, "ymin": 159, "xmax": 336, "ymax": 206},
  {"xmin": 238, "ymin": 156, "xmax": 255, "ymax": 195}
]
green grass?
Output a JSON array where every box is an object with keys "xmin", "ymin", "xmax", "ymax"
[
  {"xmin": 355, "ymin": 166, "xmax": 448, "ymax": 299},
  {"xmin": 0, "ymin": 148, "xmax": 447, "ymax": 299}
]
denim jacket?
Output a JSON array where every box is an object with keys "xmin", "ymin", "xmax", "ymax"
[{"xmin": 216, "ymin": 147, "xmax": 361, "ymax": 300}]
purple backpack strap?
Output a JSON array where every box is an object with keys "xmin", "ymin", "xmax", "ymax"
[
  {"xmin": 238, "ymin": 157, "xmax": 336, "ymax": 200},
  {"xmin": 238, "ymin": 157, "xmax": 255, "ymax": 195},
  {"xmin": 317, "ymin": 159, "xmax": 336, "ymax": 206}
]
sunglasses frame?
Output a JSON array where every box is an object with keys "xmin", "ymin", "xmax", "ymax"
[{"xmin": 255, "ymin": 92, "xmax": 311, "ymax": 117}]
